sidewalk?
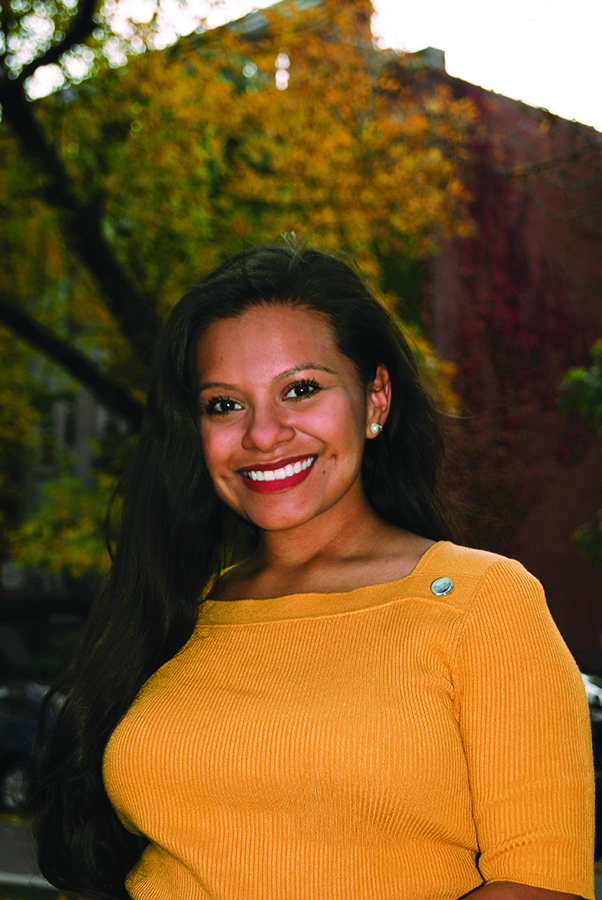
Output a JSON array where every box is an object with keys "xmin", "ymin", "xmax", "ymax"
[{"xmin": 0, "ymin": 819, "xmax": 59, "ymax": 897}]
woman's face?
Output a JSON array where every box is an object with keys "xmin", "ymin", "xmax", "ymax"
[{"xmin": 194, "ymin": 304, "xmax": 390, "ymax": 535}]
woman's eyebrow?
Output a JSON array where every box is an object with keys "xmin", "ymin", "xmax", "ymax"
[
  {"xmin": 198, "ymin": 364, "xmax": 337, "ymax": 394},
  {"xmin": 198, "ymin": 381, "xmax": 237, "ymax": 393},
  {"xmin": 274, "ymin": 363, "xmax": 337, "ymax": 381}
]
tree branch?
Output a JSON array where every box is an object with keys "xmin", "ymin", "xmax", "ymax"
[
  {"xmin": 543, "ymin": 170, "xmax": 602, "ymax": 191},
  {"xmin": 17, "ymin": 0, "xmax": 99, "ymax": 84},
  {"xmin": 0, "ymin": 294, "xmax": 144, "ymax": 430},
  {"xmin": 489, "ymin": 140, "xmax": 602, "ymax": 179},
  {"xmin": 532, "ymin": 194, "xmax": 602, "ymax": 222},
  {"xmin": 0, "ymin": 74, "xmax": 163, "ymax": 364}
]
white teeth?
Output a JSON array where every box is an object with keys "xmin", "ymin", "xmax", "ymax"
[{"xmin": 244, "ymin": 457, "xmax": 315, "ymax": 482}]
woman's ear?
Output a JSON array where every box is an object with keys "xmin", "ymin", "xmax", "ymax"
[{"xmin": 366, "ymin": 365, "xmax": 391, "ymax": 437}]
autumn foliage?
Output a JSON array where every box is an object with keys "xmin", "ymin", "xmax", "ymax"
[{"xmin": 0, "ymin": 0, "xmax": 475, "ymax": 577}]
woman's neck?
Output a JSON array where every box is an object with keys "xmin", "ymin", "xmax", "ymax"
[{"xmin": 213, "ymin": 520, "xmax": 435, "ymax": 601}]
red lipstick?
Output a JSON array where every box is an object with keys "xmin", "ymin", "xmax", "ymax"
[{"xmin": 238, "ymin": 455, "xmax": 317, "ymax": 494}]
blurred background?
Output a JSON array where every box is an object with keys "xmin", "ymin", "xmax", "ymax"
[{"xmin": 0, "ymin": 0, "xmax": 601, "ymax": 893}]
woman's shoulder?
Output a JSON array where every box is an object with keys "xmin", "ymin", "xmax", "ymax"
[
  {"xmin": 420, "ymin": 541, "xmax": 543, "ymax": 608},
  {"xmin": 428, "ymin": 541, "xmax": 528, "ymax": 575}
]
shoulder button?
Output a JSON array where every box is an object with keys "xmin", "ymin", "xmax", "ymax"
[{"xmin": 430, "ymin": 576, "xmax": 454, "ymax": 596}]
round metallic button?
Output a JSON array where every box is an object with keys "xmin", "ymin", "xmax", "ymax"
[{"xmin": 430, "ymin": 577, "xmax": 454, "ymax": 596}]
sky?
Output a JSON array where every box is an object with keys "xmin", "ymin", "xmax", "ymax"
[
  {"xmin": 205, "ymin": 0, "xmax": 602, "ymax": 133},
  {"xmin": 24, "ymin": 0, "xmax": 602, "ymax": 132},
  {"xmin": 371, "ymin": 0, "xmax": 602, "ymax": 133}
]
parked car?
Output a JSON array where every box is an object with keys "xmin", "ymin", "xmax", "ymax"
[
  {"xmin": 582, "ymin": 673, "xmax": 602, "ymax": 761},
  {"xmin": 0, "ymin": 680, "xmax": 57, "ymax": 811}
]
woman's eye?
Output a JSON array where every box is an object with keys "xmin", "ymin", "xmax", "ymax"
[
  {"xmin": 284, "ymin": 379, "xmax": 322, "ymax": 400},
  {"xmin": 204, "ymin": 397, "xmax": 242, "ymax": 416}
]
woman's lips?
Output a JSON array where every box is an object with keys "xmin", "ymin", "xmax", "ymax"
[{"xmin": 238, "ymin": 455, "xmax": 317, "ymax": 494}]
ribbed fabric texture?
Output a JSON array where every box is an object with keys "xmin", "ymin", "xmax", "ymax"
[{"xmin": 103, "ymin": 542, "xmax": 595, "ymax": 900}]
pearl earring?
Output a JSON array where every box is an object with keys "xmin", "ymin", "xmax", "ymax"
[{"xmin": 370, "ymin": 422, "xmax": 382, "ymax": 435}]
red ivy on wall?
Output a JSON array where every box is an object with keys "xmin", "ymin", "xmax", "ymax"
[{"xmin": 446, "ymin": 139, "xmax": 594, "ymax": 545}]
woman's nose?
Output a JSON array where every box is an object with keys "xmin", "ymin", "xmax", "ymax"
[{"xmin": 241, "ymin": 405, "xmax": 295, "ymax": 452}]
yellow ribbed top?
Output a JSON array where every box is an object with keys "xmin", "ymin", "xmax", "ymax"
[{"xmin": 103, "ymin": 542, "xmax": 595, "ymax": 900}]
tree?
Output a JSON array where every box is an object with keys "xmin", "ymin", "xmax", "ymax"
[
  {"xmin": 1, "ymin": 0, "xmax": 473, "ymax": 576},
  {"xmin": 559, "ymin": 340, "xmax": 602, "ymax": 566}
]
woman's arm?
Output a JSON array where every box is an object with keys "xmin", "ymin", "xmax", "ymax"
[
  {"xmin": 469, "ymin": 882, "xmax": 581, "ymax": 899},
  {"xmin": 454, "ymin": 557, "xmax": 594, "ymax": 897}
]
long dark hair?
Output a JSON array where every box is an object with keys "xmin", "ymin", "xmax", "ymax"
[{"xmin": 34, "ymin": 244, "xmax": 456, "ymax": 898}]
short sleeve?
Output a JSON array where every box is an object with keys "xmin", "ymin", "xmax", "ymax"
[{"xmin": 453, "ymin": 557, "xmax": 595, "ymax": 898}]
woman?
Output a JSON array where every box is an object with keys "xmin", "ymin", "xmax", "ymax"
[{"xmin": 35, "ymin": 244, "xmax": 594, "ymax": 900}]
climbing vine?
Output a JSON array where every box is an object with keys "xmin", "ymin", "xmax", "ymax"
[{"xmin": 448, "ymin": 122, "xmax": 595, "ymax": 544}]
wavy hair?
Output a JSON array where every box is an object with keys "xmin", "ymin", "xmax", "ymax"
[{"xmin": 35, "ymin": 244, "xmax": 457, "ymax": 898}]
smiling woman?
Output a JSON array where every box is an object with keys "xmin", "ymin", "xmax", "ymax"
[
  {"xmin": 194, "ymin": 304, "xmax": 390, "ymax": 539},
  {"xmin": 33, "ymin": 244, "xmax": 594, "ymax": 900}
]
